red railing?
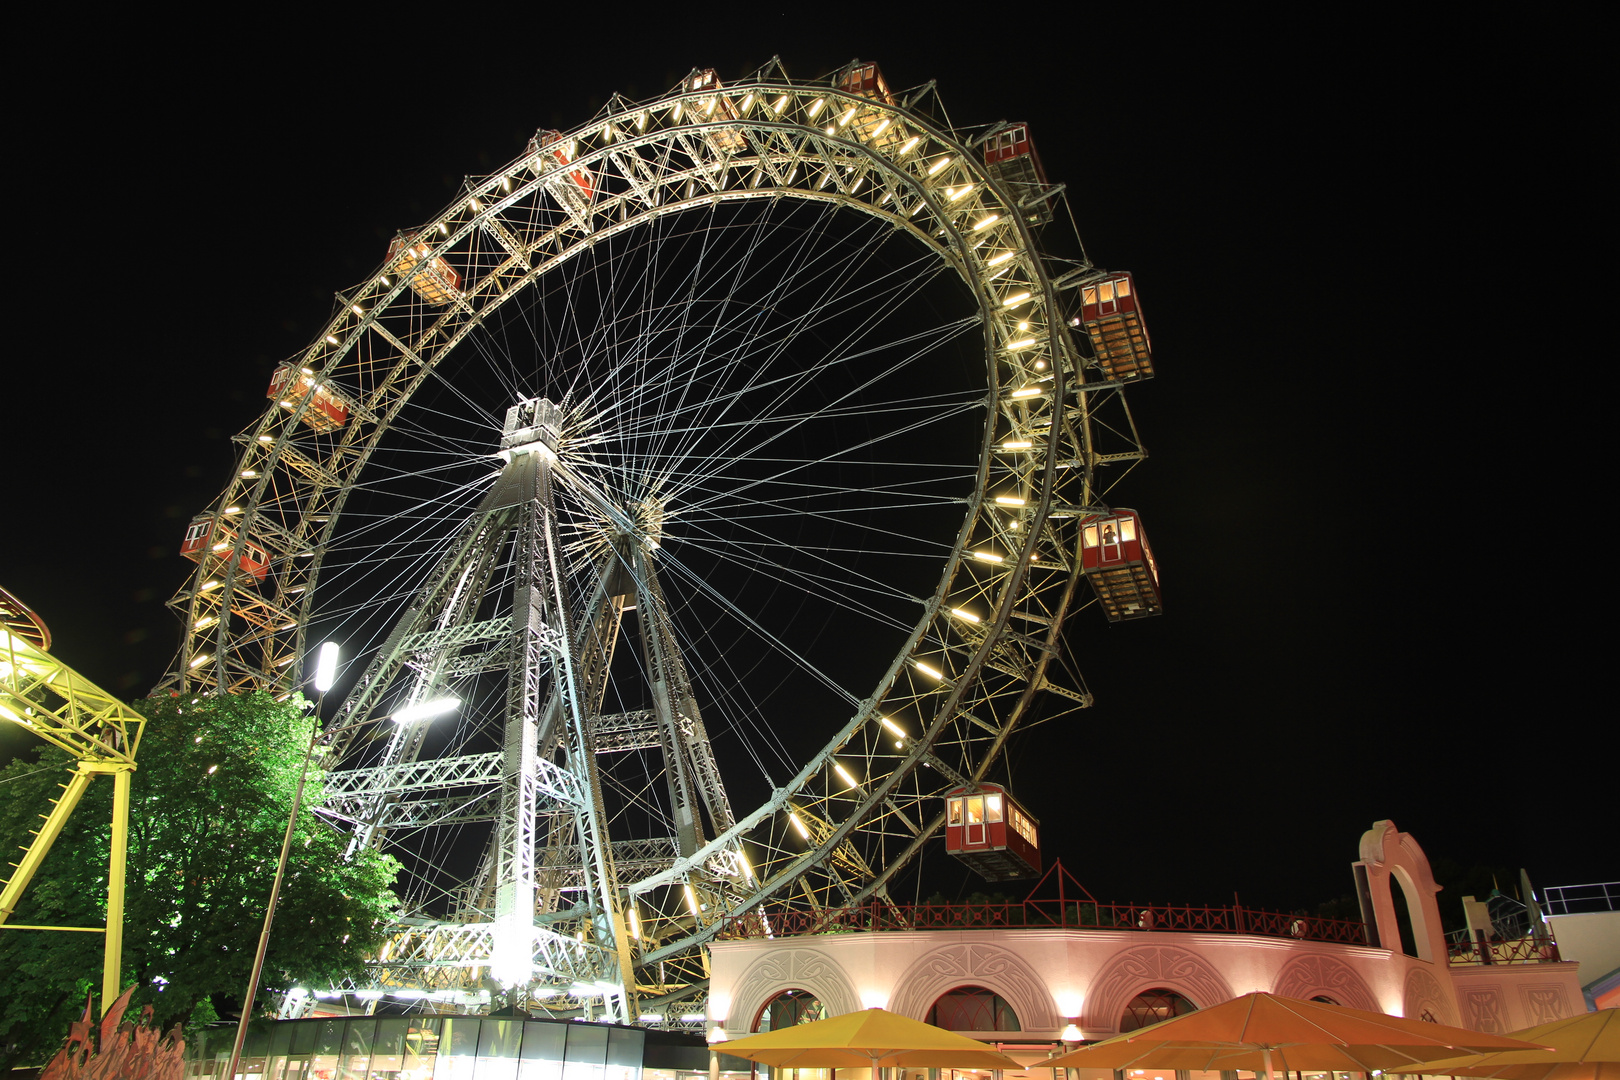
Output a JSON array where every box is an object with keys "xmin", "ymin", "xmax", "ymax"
[
  {"xmin": 1446, "ymin": 935, "xmax": 1562, "ymax": 966},
  {"xmin": 718, "ymin": 899, "xmax": 1371, "ymax": 946}
]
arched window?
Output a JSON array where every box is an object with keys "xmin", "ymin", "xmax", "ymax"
[
  {"xmin": 1120, "ymin": 988, "xmax": 1196, "ymax": 1033},
  {"xmin": 926, "ymin": 986, "xmax": 1021, "ymax": 1032},
  {"xmin": 755, "ymin": 989, "xmax": 827, "ymax": 1032},
  {"xmin": 1386, "ymin": 874, "xmax": 1421, "ymax": 957}
]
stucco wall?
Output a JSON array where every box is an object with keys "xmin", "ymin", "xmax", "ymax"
[{"xmin": 710, "ymin": 926, "xmax": 1560, "ymax": 1041}]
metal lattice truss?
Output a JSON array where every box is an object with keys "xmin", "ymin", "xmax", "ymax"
[
  {"xmin": 1, "ymin": 627, "xmax": 145, "ymax": 769},
  {"xmin": 1, "ymin": 611, "xmax": 145, "ymax": 1010},
  {"xmin": 161, "ymin": 58, "xmax": 1149, "ymax": 1015},
  {"xmin": 367, "ymin": 919, "xmax": 617, "ymax": 991}
]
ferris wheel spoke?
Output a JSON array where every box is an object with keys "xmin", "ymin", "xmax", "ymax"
[{"xmin": 161, "ymin": 65, "xmax": 1149, "ymax": 1013}]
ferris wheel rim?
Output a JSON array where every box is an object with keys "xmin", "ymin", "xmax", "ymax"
[{"xmin": 165, "ymin": 61, "xmax": 1111, "ymax": 1000}]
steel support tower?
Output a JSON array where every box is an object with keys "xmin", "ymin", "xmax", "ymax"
[{"xmin": 323, "ymin": 399, "xmax": 744, "ymax": 1015}]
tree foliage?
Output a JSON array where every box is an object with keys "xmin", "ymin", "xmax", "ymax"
[{"xmin": 0, "ymin": 691, "xmax": 398, "ymax": 1066}]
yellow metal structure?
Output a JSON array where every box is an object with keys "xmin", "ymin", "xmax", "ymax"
[{"xmin": 0, "ymin": 585, "xmax": 147, "ymax": 1016}]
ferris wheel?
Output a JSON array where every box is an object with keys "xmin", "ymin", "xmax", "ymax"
[{"xmin": 162, "ymin": 59, "xmax": 1158, "ymax": 1019}]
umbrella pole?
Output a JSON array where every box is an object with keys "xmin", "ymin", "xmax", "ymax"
[{"xmin": 1262, "ymin": 1047, "xmax": 1276, "ymax": 1080}]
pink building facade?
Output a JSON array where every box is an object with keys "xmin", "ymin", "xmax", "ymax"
[{"xmin": 709, "ymin": 822, "xmax": 1585, "ymax": 1053}]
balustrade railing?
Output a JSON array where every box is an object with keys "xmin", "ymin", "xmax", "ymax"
[
  {"xmin": 1446, "ymin": 935, "xmax": 1562, "ymax": 965},
  {"xmin": 718, "ymin": 898, "xmax": 1371, "ymax": 945}
]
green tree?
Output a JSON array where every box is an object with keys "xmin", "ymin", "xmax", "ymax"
[{"xmin": 0, "ymin": 691, "xmax": 398, "ymax": 1067}]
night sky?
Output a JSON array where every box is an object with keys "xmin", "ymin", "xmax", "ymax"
[{"xmin": 6, "ymin": 15, "xmax": 1607, "ymax": 923}]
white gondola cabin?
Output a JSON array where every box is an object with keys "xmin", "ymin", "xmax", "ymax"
[
  {"xmin": 983, "ymin": 123, "xmax": 1055, "ymax": 225},
  {"xmin": 1081, "ymin": 509, "xmax": 1162, "ymax": 621},
  {"xmin": 1074, "ymin": 272, "xmax": 1153, "ymax": 382},
  {"xmin": 944, "ymin": 784, "xmax": 1040, "ymax": 881},
  {"xmin": 179, "ymin": 516, "xmax": 270, "ymax": 584},
  {"xmin": 266, "ymin": 363, "xmax": 349, "ymax": 433},
  {"xmin": 387, "ymin": 232, "xmax": 462, "ymax": 307}
]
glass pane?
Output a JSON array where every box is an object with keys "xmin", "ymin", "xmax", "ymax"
[
  {"xmin": 965, "ymin": 796, "xmax": 983, "ymax": 825},
  {"xmin": 403, "ymin": 1019, "xmax": 441, "ymax": 1080},
  {"xmin": 1082, "ymin": 525, "xmax": 1098, "ymax": 548},
  {"xmin": 1118, "ymin": 517, "xmax": 1136, "ymax": 542},
  {"xmin": 563, "ymin": 1024, "xmax": 608, "ymax": 1080},
  {"xmin": 947, "ymin": 798, "xmax": 962, "ymax": 825},
  {"xmin": 264, "ymin": 1024, "xmax": 295, "ymax": 1080},
  {"xmin": 343, "ymin": 1019, "xmax": 377, "ymax": 1080},
  {"xmin": 311, "ymin": 1020, "xmax": 345, "ymax": 1080},
  {"xmin": 985, "ymin": 793, "xmax": 1002, "ymax": 822},
  {"xmin": 478, "ymin": 1020, "xmax": 523, "ymax": 1080},
  {"xmin": 283, "ymin": 1021, "xmax": 317, "ymax": 1080},
  {"xmin": 438, "ymin": 1019, "xmax": 481, "ymax": 1080},
  {"xmin": 1115, "ymin": 278, "xmax": 1131, "ymax": 297},
  {"xmin": 605, "ymin": 1028, "xmax": 641, "ymax": 1080},
  {"xmin": 365, "ymin": 1020, "xmax": 408, "ymax": 1080},
  {"xmin": 519, "ymin": 1021, "xmax": 567, "ymax": 1080}
]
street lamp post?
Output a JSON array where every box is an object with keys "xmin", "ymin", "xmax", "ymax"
[
  {"xmin": 225, "ymin": 642, "xmax": 338, "ymax": 1080},
  {"xmin": 223, "ymin": 647, "xmax": 462, "ymax": 1077}
]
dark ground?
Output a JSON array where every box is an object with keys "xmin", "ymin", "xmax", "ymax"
[{"xmin": 4, "ymin": 13, "xmax": 1609, "ymax": 917}]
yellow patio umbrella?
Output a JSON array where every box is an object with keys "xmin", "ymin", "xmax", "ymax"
[
  {"xmin": 1407, "ymin": 1008, "xmax": 1619, "ymax": 1079},
  {"xmin": 713, "ymin": 1007, "xmax": 1024, "ymax": 1071},
  {"xmin": 1044, "ymin": 993, "xmax": 1547, "ymax": 1077}
]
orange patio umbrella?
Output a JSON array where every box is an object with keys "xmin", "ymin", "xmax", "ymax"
[
  {"xmin": 713, "ymin": 1007, "xmax": 1023, "ymax": 1071},
  {"xmin": 1409, "ymin": 1008, "xmax": 1619, "ymax": 1079},
  {"xmin": 1044, "ymin": 992, "xmax": 1547, "ymax": 1077}
]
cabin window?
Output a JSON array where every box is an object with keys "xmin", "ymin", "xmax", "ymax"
[
  {"xmin": 1115, "ymin": 277, "xmax": 1131, "ymax": 297},
  {"xmin": 185, "ymin": 522, "xmax": 209, "ymax": 543},
  {"xmin": 964, "ymin": 795, "xmax": 984, "ymax": 825},
  {"xmin": 985, "ymin": 792, "xmax": 1003, "ymax": 822},
  {"xmin": 1082, "ymin": 525, "xmax": 1099, "ymax": 548},
  {"xmin": 1010, "ymin": 808, "xmax": 1037, "ymax": 844},
  {"xmin": 1117, "ymin": 517, "xmax": 1136, "ymax": 542},
  {"xmin": 948, "ymin": 798, "xmax": 963, "ymax": 826}
]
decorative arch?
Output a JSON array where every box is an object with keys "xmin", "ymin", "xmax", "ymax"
[
  {"xmin": 926, "ymin": 985, "xmax": 1023, "ymax": 1032},
  {"xmin": 1404, "ymin": 966, "xmax": 1456, "ymax": 1027},
  {"xmin": 888, "ymin": 942, "xmax": 1058, "ymax": 1031},
  {"xmin": 1355, "ymin": 821, "xmax": 1448, "ymax": 963},
  {"xmin": 1083, "ymin": 945, "xmax": 1234, "ymax": 1034},
  {"xmin": 727, "ymin": 948, "xmax": 860, "ymax": 1035},
  {"xmin": 1272, "ymin": 954, "xmax": 1378, "ymax": 1012}
]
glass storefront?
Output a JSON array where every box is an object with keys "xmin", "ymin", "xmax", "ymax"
[{"xmin": 188, "ymin": 1017, "xmax": 660, "ymax": 1080}]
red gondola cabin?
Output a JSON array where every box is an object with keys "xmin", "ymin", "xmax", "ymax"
[
  {"xmin": 834, "ymin": 61, "xmax": 904, "ymax": 151},
  {"xmin": 179, "ymin": 516, "xmax": 270, "ymax": 583},
  {"xmin": 983, "ymin": 123, "xmax": 1054, "ymax": 225},
  {"xmin": 387, "ymin": 232, "xmax": 462, "ymax": 307},
  {"xmin": 531, "ymin": 130, "xmax": 595, "ymax": 218},
  {"xmin": 944, "ymin": 784, "xmax": 1040, "ymax": 881},
  {"xmin": 1075, "ymin": 272, "xmax": 1153, "ymax": 382},
  {"xmin": 1080, "ymin": 509, "xmax": 1162, "ymax": 622},
  {"xmin": 687, "ymin": 69, "xmax": 747, "ymax": 154},
  {"xmin": 266, "ymin": 364, "xmax": 349, "ymax": 433}
]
